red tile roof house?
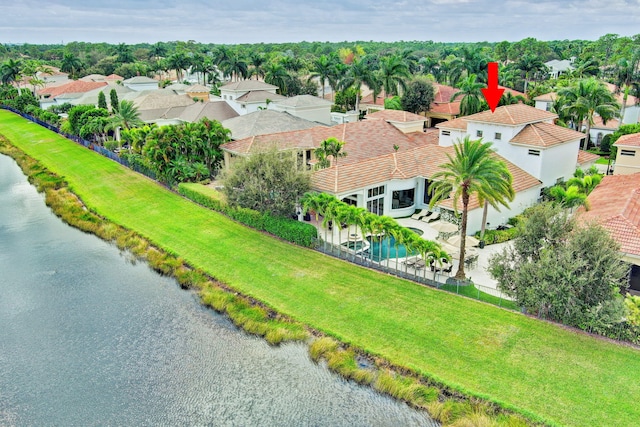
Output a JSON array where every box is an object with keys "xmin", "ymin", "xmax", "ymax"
[
  {"xmin": 37, "ymin": 80, "xmax": 108, "ymax": 110},
  {"xmin": 221, "ymin": 104, "xmax": 590, "ymax": 234},
  {"xmin": 578, "ymin": 173, "xmax": 640, "ymax": 294}
]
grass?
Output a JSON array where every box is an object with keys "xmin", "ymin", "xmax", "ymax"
[
  {"xmin": 2, "ymin": 110, "xmax": 640, "ymax": 426},
  {"xmin": 595, "ymin": 157, "xmax": 610, "ymax": 165},
  {"xmin": 440, "ymin": 284, "xmax": 518, "ymax": 310}
]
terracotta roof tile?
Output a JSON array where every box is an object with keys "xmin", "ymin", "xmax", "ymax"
[
  {"xmin": 533, "ymin": 92, "xmax": 557, "ymax": 102},
  {"xmin": 591, "ymin": 115, "xmax": 620, "ymax": 130},
  {"xmin": 510, "ymin": 122, "xmax": 585, "ymax": 148},
  {"xmin": 221, "ymin": 80, "xmax": 278, "ymax": 91},
  {"xmin": 429, "ymin": 101, "xmax": 460, "ymax": 115},
  {"xmin": 465, "ymin": 104, "xmax": 557, "ymax": 125},
  {"xmin": 433, "ymin": 83, "xmax": 459, "ymax": 103},
  {"xmin": 235, "ymin": 90, "xmax": 286, "ymax": 103},
  {"xmin": 365, "ymin": 109, "xmax": 426, "ymax": 122},
  {"xmin": 614, "ymin": 132, "xmax": 640, "ymax": 147},
  {"xmin": 38, "ymin": 80, "xmax": 108, "ymax": 98},
  {"xmin": 579, "ymin": 173, "xmax": 640, "ymax": 256},
  {"xmin": 436, "ymin": 117, "xmax": 468, "ymax": 130},
  {"xmin": 577, "ymin": 150, "xmax": 600, "ymax": 165}
]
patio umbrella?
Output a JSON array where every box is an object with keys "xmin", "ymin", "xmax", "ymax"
[
  {"xmin": 447, "ymin": 234, "xmax": 480, "ymax": 248},
  {"xmin": 430, "ymin": 221, "xmax": 458, "ymax": 234}
]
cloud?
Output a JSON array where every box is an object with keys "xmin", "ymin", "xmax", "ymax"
[{"xmin": 0, "ymin": 0, "xmax": 638, "ymax": 44}]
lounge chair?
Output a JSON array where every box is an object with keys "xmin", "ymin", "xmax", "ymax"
[
  {"xmin": 427, "ymin": 212, "xmax": 440, "ymax": 223},
  {"xmin": 411, "ymin": 209, "xmax": 429, "ymax": 220},
  {"xmin": 404, "ymin": 256, "xmax": 419, "ymax": 266},
  {"xmin": 414, "ymin": 259, "xmax": 426, "ymax": 269}
]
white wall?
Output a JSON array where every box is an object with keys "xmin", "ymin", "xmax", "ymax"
[
  {"xmin": 538, "ymin": 142, "xmax": 580, "ymax": 187},
  {"xmin": 623, "ymin": 105, "xmax": 640, "ymax": 125},
  {"xmin": 438, "ymin": 128, "xmax": 466, "ymax": 146},
  {"xmin": 534, "ymin": 100, "xmax": 552, "ymax": 111}
]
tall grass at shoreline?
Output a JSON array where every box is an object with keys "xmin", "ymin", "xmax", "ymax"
[{"xmin": 3, "ymin": 110, "xmax": 640, "ymax": 426}]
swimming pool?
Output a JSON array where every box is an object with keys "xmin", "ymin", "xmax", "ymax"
[{"xmin": 366, "ymin": 227, "xmax": 423, "ymax": 262}]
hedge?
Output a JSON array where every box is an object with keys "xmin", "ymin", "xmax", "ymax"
[{"xmin": 178, "ymin": 183, "xmax": 317, "ymax": 247}]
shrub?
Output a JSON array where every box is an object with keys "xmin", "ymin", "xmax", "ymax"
[{"xmin": 475, "ymin": 227, "xmax": 519, "ymax": 245}]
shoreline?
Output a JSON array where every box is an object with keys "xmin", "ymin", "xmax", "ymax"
[{"xmin": 0, "ymin": 135, "xmax": 536, "ymax": 426}]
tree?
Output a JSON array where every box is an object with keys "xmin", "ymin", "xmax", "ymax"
[
  {"xmin": 559, "ymin": 78, "xmax": 620, "ymax": 150},
  {"xmin": 60, "ymin": 53, "xmax": 83, "ymax": 79},
  {"xmin": 401, "ymin": 78, "xmax": 435, "ymax": 114},
  {"xmin": 450, "ymin": 74, "xmax": 486, "ymax": 116},
  {"xmin": 0, "ymin": 59, "xmax": 23, "ymax": 91},
  {"xmin": 114, "ymin": 43, "xmax": 135, "ymax": 64},
  {"xmin": 429, "ymin": 137, "xmax": 514, "ymax": 280},
  {"xmin": 314, "ymin": 137, "xmax": 347, "ymax": 169},
  {"xmin": 516, "ymin": 54, "xmax": 547, "ymax": 94},
  {"xmin": 167, "ymin": 52, "xmax": 190, "ymax": 83},
  {"xmin": 109, "ymin": 89, "xmax": 119, "ymax": 112},
  {"xmin": 220, "ymin": 52, "xmax": 248, "ymax": 82},
  {"xmin": 249, "ymin": 52, "xmax": 266, "ymax": 80},
  {"xmin": 548, "ymin": 184, "xmax": 588, "ymax": 209},
  {"xmin": 108, "ymin": 100, "xmax": 143, "ymax": 133},
  {"xmin": 263, "ymin": 63, "xmax": 290, "ymax": 94},
  {"xmin": 488, "ymin": 203, "xmax": 629, "ymax": 332},
  {"xmin": 308, "ymin": 54, "xmax": 339, "ymax": 99},
  {"xmin": 340, "ymin": 56, "xmax": 378, "ymax": 114},
  {"xmin": 97, "ymin": 91, "xmax": 107, "ymax": 110},
  {"xmin": 221, "ymin": 147, "xmax": 311, "ymax": 218},
  {"xmin": 377, "ymin": 55, "xmax": 410, "ymax": 98}
]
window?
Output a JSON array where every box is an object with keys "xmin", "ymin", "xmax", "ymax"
[
  {"xmin": 495, "ymin": 132, "xmax": 502, "ymax": 140},
  {"xmin": 367, "ymin": 185, "xmax": 385, "ymax": 198},
  {"xmin": 621, "ymin": 149, "xmax": 636, "ymax": 157},
  {"xmin": 476, "ymin": 130, "xmax": 483, "ymax": 137},
  {"xmin": 392, "ymin": 188, "xmax": 415, "ymax": 209},
  {"xmin": 528, "ymin": 149, "xmax": 541, "ymax": 156},
  {"xmin": 442, "ymin": 130, "xmax": 450, "ymax": 136}
]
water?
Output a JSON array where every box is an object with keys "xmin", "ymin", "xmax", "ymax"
[{"xmin": 0, "ymin": 155, "xmax": 436, "ymax": 426}]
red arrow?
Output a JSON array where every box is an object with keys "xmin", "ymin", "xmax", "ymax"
[{"xmin": 481, "ymin": 62, "xmax": 504, "ymax": 113}]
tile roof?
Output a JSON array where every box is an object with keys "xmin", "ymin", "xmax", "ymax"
[
  {"xmin": 275, "ymin": 94, "xmax": 332, "ymax": 107},
  {"xmin": 177, "ymin": 101, "xmax": 238, "ymax": 123},
  {"xmin": 360, "ymin": 92, "xmax": 394, "ymax": 105},
  {"xmin": 312, "ymin": 143, "xmax": 540, "ymax": 203},
  {"xmin": 134, "ymin": 92, "xmax": 195, "ymax": 110},
  {"xmin": 578, "ymin": 173, "xmax": 640, "ymax": 257},
  {"xmin": 38, "ymin": 80, "xmax": 108, "ymax": 98},
  {"xmin": 577, "ymin": 150, "xmax": 601, "ymax": 165},
  {"xmin": 603, "ymin": 82, "xmax": 639, "ymax": 106},
  {"xmin": 436, "ymin": 117, "xmax": 468, "ymax": 130},
  {"xmin": 221, "ymin": 80, "xmax": 278, "ymax": 92},
  {"xmin": 365, "ymin": 109, "xmax": 426, "ymax": 122},
  {"xmin": 222, "ymin": 119, "xmax": 433, "ymax": 165},
  {"xmin": 533, "ymin": 92, "xmax": 557, "ymax": 102},
  {"xmin": 186, "ymin": 84, "xmax": 210, "ymax": 93},
  {"xmin": 433, "ymin": 83, "xmax": 459, "ymax": 103},
  {"xmin": 510, "ymin": 122, "xmax": 585, "ymax": 148},
  {"xmin": 429, "ymin": 101, "xmax": 460, "ymax": 115},
  {"xmin": 614, "ymin": 132, "xmax": 640, "ymax": 147},
  {"xmin": 123, "ymin": 76, "xmax": 159, "ymax": 84},
  {"xmin": 235, "ymin": 90, "xmax": 286, "ymax": 103},
  {"xmin": 222, "ymin": 110, "xmax": 321, "ymax": 140},
  {"xmin": 79, "ymin": 74, "xmax": 108, "ymax": 82},
  {"xmin": 591, "ymin": 115, "xmax": 620, "ymax": 130},
  {"xmin": 106, "ymin": 74, "xmax": 124, "ymax": 80},
  {"xmin": 464, "ymin": 104, "xmax": 558, "ymax": 125}
]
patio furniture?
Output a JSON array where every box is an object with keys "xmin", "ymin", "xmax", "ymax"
[
  {"xmin": 411, "ymin": 209, "xmax": 429, "ymax": 220},
  {"xmin": 447, "ymin": 234, "xmax": 480, "ymax": 248},
  {"xmin": 414, "ymin": 259, "xmax": 426, "ymax": 269},
  {"xmin": 426, "ymin": 212, "xmax": 440, "ymax": 223},
  {"xmin": 403, "ymin": 256, "xmax": 419, "ymax": 266}
]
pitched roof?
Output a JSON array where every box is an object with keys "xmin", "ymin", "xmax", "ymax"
[
  {"xmin": 38, "ymin": 80, "xmax": 108, "ymax": 98},
  {"xmin": 603, "ymin": 82, "xmax": 639, "ymax": 106},
  {"xmin": 365, "ymin": 109, "xmax": 425, "ymax": 122},
  {"xmin": 579, "ymin": 173, "xmax": 640, "ymax": 257},
  {"xmin": 436, "ymin": 117, "xmax": 468, "ymax": 130},
  {"xmin": 134, "ymin": 92, "xmax": 195, "ymax": 110},
  {"xmin": 105, "ymin": 74, "xmax": 124, "ymax": 81},
  {"xmin": 577, "ymin": 150, "xmax": 600, "ymax": 165},
  {"xmin": 235, "ymin": 90, "xmax": 286, "ymax": 103},
  {"xmin": 614, "ymin": 132, "xmax": 640, "ymax": 147},
  {"xmin": 222, "ymin": 110, "xmax": 321, "ymax": 140},
  {"xmin": 186, "ymin": 84, "xmax": 210, "ymax": 93},
  {"xmin": 464, "ymin": 104, "xmax": 558, "ymax": 125},
  {"xmin": 222, "ymin": 119, "xmax": 436, "ymax": 166},
  {"xmin": 433, "ymin": 83, "xmax": 459, "ymax": 103},
  {"xmin": 79, "ymin": 74, "xmax": 108, "ymax": 82},
  {"xmin": 591, "ymin": 115, "xmax": 620, "ymax": 130},
  {"xmin": 220, "ymin": 80, "xmax": 277, "ymax": 92},
  {"xmin": 176, "ymin": 101, "xmax": 238, "ymax": 123},
  {"xmin": 123, "ymin": 76, "xmax": 158, "ymax": 84},
  {"xmin": 275, "ymin": 94, "xmax": 332, "ymax": 108},
  {"xmin": 429, "ymin": 101, "xmax": 460, "ymax": 115},
  {"xmin": 72, "ymin": 84, "xmax": 135, "ymax": 106},
  {"xmin": 312, "ymin": 143, "xmax": 539, "ymax": 201},
  {"xmin": 510, "ymin": 122, "xmax": 585, "ymax": 148},
  {"xmin": 533, "ymin": 92, "xmax": 557, "ymax": 102}
]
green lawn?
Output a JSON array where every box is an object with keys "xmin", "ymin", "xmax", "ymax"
[{"xmin": 2, "ymin": 110, "xmax": 639, "ymax": 427}]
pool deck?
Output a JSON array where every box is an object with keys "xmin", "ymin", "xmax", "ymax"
[{"xmin": 304, "ymin": 215, "xmax": 510, "ymax": 298}]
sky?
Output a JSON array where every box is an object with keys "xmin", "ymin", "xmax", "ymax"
[{"xmin": 2, "ymin": 0, "xmax": 639, "ymax": 45}]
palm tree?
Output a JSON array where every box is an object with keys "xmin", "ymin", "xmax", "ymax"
[
  {"xmin": 559, "ymin": 78, "xmax": 620, "ymax": 150},
  {"xmin": 308, "ymin": 54, "xmax": 339, "ymax": 99},
  {"xmin": 498, "ymin": 91, "xmax": 526, "ymax": 107},
  {"xmin": 60, "ymin": 53, "xmax": 83, "ymax": 79},
  {"xmin": 263, "ymin": 63, "xmax": 290, "ymax": 95},
  {"xmin": 340, "ymin": 56, "xmax": 379, "ymax": 115},
  {"xmin": 450, "ymin": 74, "xmax": 485, "ymax": 116},
  {"xmin": 167, "ymin": 52, "xmax": 190, "ymax": 83},
  {"xmin": 220, "ymin": 52, "xmax": 248, "ymax": 82},
  {"xmin": 314, "ymin": 137, "xmax": 347, "ymax": 169},
  {"xmin": 114, "ymin": 43, "xmax": 135, "ymax": 64},
  {"xmin": 0, "ymin": 59, "xmax": 23, "ymax": 93},
  {"xmin": 377, "ymin": 55, "xmax": 410, "ymax": 98},
  {"xmin": 549, "ymin": 185, "xmax": 588, "ymax": 210},
  {"xmin": 516, "ymin": 54, "xmax": 546, "ymax": 94},
  {"xmin": 429, "ymin": 137, "xmax": 515, "ymax": 280},
  {"xmin": 108, "ymin": 100, "xmax": 144, "ymax": 138},
  {"xmin": 566, "ymin": 174, "xmax": 602, "ymax": 195},
  {"xmin": 249, "ymin": 52, "xmax": 266, "ymax": 81}
]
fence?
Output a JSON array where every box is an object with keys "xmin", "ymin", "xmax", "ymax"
[
  {"xmin": 316, "ymin": 240, "xmax": 515, "ymax": 310},
  {"xmin": 1, "ymin": 106, "xmax": 157, "ymax": 180}
]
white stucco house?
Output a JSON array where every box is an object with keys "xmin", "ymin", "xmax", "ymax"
[
  {"xmin": 221, "ymin": 104, "xmax": 592, "ymax": 235},
  {"xmin": 545, "ymin": 58, "xmax": 575, "ymax": 79},
  {"xmin": 219, "ymin": 80, "xmax": 284, "ymax": 115}
]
